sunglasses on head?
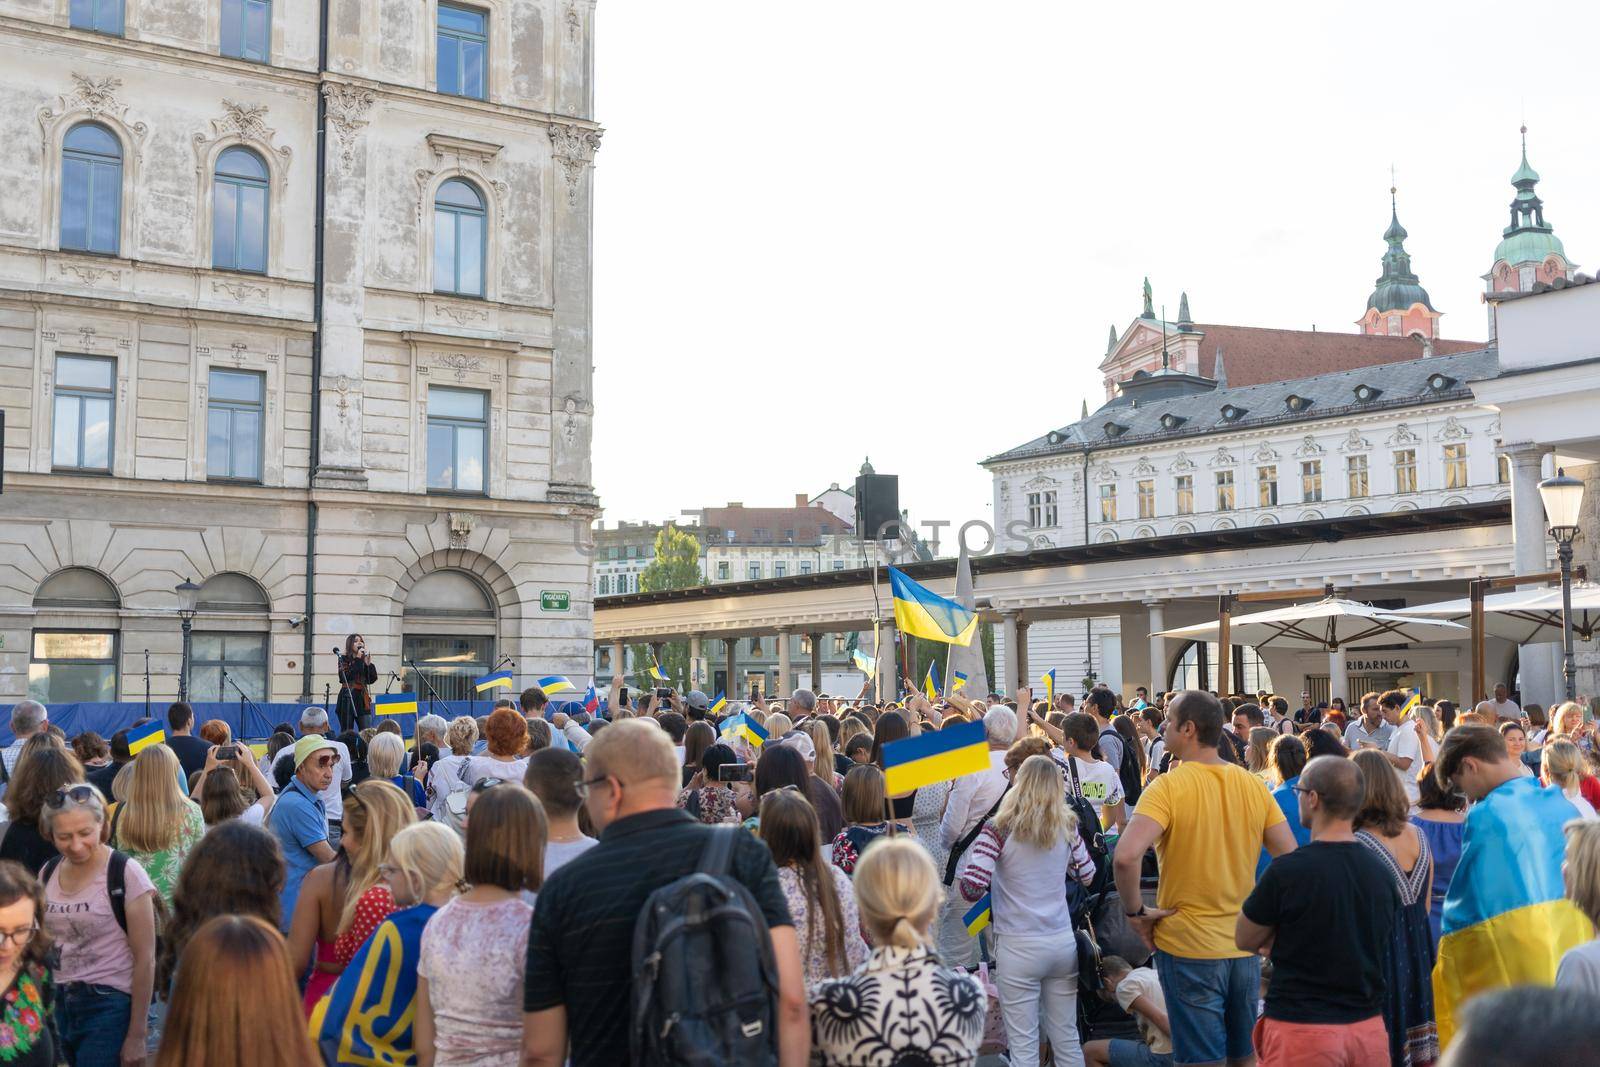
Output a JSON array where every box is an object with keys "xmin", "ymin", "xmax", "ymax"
[
  {"xmin": 47, "ymin": 785, "xmax": 100, "ymax": 809},
  {"xmin": 472, "ymin": 777, "xmax": 506, "ymax": 794}
]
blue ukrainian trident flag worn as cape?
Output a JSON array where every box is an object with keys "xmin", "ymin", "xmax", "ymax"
[
  {"xmin": 1433, "ymin": 776, "xmax": 1593, "ymax": 1048},
  {"xmin": 310, "ymin": 902, "xmax": 440, "ymax": 1065}
]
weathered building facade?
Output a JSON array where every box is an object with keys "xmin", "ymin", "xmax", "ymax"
[{"xmin": 0, "ymin": 0, "xmax": 601, "ymax": 706}]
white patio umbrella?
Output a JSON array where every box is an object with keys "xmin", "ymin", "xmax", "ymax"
[{"xmin": 1391, "ymin": 584, "xmax": 1600, "ymax": 646}]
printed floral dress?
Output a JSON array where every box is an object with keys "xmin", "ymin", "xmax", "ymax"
[{"xmin": 811, "ymin": 944, "xmax": 985, "ymax": 1066}]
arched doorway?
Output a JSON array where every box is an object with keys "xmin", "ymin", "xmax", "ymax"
[
  {"xmin": 1169, "ymin": 640, "xmax": 1273, "ymax": 696},
  {"xmin": 402, "ymin": 569, "xmax": 498, "ymax": 705}
]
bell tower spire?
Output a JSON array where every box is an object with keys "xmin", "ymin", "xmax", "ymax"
[{"xmin": 1358, "ymin": 177, "xmax": 1441, "ymax": 341}]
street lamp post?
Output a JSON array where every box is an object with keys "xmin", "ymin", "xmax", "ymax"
[
  {"xmin": 1538, "ymin": 469, "xmax": 1586, "ymax": 702},
  {"xmin": 175, "ymin": 578, "xmax": 200, "ymax": 702}
]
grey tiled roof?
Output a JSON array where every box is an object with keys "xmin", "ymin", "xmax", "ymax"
[{"xmin": 985, "ymin": 346, "xmax": 1499, "ymax": 465}]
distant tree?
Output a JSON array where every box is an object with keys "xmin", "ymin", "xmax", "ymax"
[{"xmin": 628, "ymin": 527, "xmax": 704, "ymax": 691}]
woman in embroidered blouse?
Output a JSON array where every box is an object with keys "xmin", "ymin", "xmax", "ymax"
[
  {"xmin": 108, "ymin": 744, "xmax": 204, "ymax": 907},
  {"xmin": 417, "ymin": 784, "xmax": 544, "ymax": 1066},
  {"xmin": 675, "ymin": 743, "xmax": 745, "ymax": 825},
  {"xmin": 959, "ymin": 754, "xmax": 1095, "ymax": 1067},
  {"xmin": 812, "ymin": 838, "xmax": 985, "ymax": 1067},
  {"xmin": 154, "ymin": 914, "xmax": 316, "ymax": 1066},
  {"xmin": 830, "ymin": 765, "xmax": 892, "ymax": 876},
  {"xmin": 0, "ymin": 860, "xmax": 57, "ymax": 1067},
  {"xmin": 288, "ymin": 780, "xmax": 416, "ymax": 1015},
  {"xmin": 759, "ymin": 789, "xmax": 867, "ymax": 996}
]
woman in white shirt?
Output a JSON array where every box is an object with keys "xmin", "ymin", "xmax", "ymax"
[
  {"xmin": 959, "ymin": 755, "xmax": 1096, "ymax": 1067},
  {"xmin": 427, "ymin": 717, "xmax": 479, "ymax": 819},
  {"xmin": 461, "ymin": 708, "xmax": 530, "ymax": 789}
]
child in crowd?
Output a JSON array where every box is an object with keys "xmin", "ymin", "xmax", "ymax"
[{"xmin": 1084, "ymin": 955, "xmax": 1173, "ymax": 1067}]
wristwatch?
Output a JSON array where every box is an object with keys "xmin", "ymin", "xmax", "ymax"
[{"xmin": 1126, "ymin": 904, "xmax": 1147, "ymax": 919}]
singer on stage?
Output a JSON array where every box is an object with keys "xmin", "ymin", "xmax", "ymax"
[{"xmin": 335, "ymin": 633, "xmax": 378, "ymax": 732}]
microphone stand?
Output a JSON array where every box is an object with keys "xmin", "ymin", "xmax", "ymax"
[
  {"xmin": 220, "ymin": 667, "xmax": 268, "ymax": 740},
  {"xmin": 142, "ymin": 650, "xmax": 151, "ymax": 718},
  {"xmin": 407, "ymin": 659, "xmax": 454, "ymax": 719},
  {"xmin": 332, "ymin": 647, "xmax": 350, "ymax": 729}
]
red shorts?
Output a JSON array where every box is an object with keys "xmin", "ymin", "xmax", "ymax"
[{"xmin": 1254, "ymin": 1014, "xmax": 1389, "ymax": 1067}]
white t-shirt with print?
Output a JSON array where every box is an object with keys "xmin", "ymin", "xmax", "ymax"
[
  {"xmin": 1387, "ymin": 722, "xmax": 1423, "ymax": 807},
  {"xmin": 1060, "ymin": 753, "xmax": 1124, "ymax": 826}
]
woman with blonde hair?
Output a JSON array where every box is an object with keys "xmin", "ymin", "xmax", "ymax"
[
  {"xmin": 1246, "ymin": 726, "xmax": 1278, "ymax": 778},
  {"xmin": 109, "ymin": 743, "xmax": 205, "ymax": 904},
  {"xmin": 801, "ymin": 719, "xmax": 843, "ymax": 791},
  {"xmin": 1557, "ymin": 818, "xmax": 1600, "ymax": 994},
  {"xmin": 812, "ymin": 838, "xmax": 984, "ymax": 1066},
  {"xmin": 368, "ymin": 731, "xmax": 427, "ymax": 807},
  {"xmin": 313, "ymin": 822, "xmax": 465, "ymax": 1064},
  {"xmin": 1543, "ymin": 738, "xmax": 1599, "ymax": 818},
  {"xmin": 155, "ymin": 915, "xmax": 317, "ymax": 1067},
  {"xmin": 958, "ymin": 754, "xmax": 1094, "ymax": 1067},
  {"xmin": 288, "ymin": 780, "xmax": 416, "ymax": 1015},
  {"xmin": 428, "ymin": 716, "xmax": 480, "ymax": 819}
]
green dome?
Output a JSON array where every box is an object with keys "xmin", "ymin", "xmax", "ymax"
[
  {"xmin": 1494, "ymin": 227, "xmax": 1565, "ymax": 268},
  {"xmin": 1367, "ymin": 280, "xmax": 1432, "ymax": 313}
]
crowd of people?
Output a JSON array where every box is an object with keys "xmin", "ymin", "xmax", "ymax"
[{"xmin": 0, "ymin": 670, "xmax": 1598, "ymax": 1065}]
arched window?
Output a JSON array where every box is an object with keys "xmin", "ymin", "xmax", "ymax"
[
  {"xmin": 31, "ymin": 568, "xmax": 120, "ymax": 703},
  {"xmin": 196, "ymin": 572, "xmax": 269, "ymax": 612},
  {"xmin": 61, "ymin": 123, "xmax": 122, "ymax": 255},
  {"xmin": 433, "ymin": 179, "xmax": 485, "ymax": 297},
  {"xmin": 213, "ymin": 147, "xmax": 269, "ymax": 273},
  {"xmin": 403, "ymin": 569, "xmax": 496, "ymax": 702},
  {"xmin": 70, "ymin": 0, "xmax": 123, "ymax": 35},
  {"xmin": 1169, "ymin": 640, "xmax": 1273, "ymax": 695},
  {"xmin": 191, "ymin": 572, "xmax": 270, "ymax": 702},
  {"xmin": 34, "ymin": 568, "xmax": 119, "ymax": 609}
]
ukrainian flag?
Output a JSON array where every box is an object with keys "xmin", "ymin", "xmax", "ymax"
[
  {"xmin": 709, "ymin": 691, "xmax": 727, "ymax": 715},
  {"xmin": 889, "ymin": 568, "xmax": 978, "ymax": 647},
  {"xmin": 952, "ymin": 670, "xmax": 969, "ymax": 693},
  {"xmin": 474, "ymin": 669, "xmax": 515, "ymax": 692},
  {"xmin": 1433, "ymin": 775, "xmax": 1593, "ymax": 1047},
  {"xmin": 127, "ymin": 720, "xmax": 165, "ymax": 755},
  {"xmin": 374, "ymin": 693, "xmax": 418, "ymax": 716},
  {"xmin": 1398, "ymin": 688, "xmax": 1421, "ymax": 718},
  {"xmin": 721, "ymin": 713, "xmax": 768, "ymax": 749},
  {"xmin": 851, "ymin": 649, "xmax": 877, "ymax": 676},
  {"xmin": 923, "ymin": 660, "xmax": 941, "ymax": 701},
  {"xmin": 648, "ymin": 663, "xmax": 669, "ymax": 683},
  {"xmin": 1041, "ymin": 668, "xmax": 1056, "ymax": 707},
  {"xmin": 535, "ymin": 675, "xmax": 576, "ymax": 695},
  {"xmin": 963, "ymin": 893, "xmax": 992, "ymax": 937},
  {"xmin": 881, "ymin": 719, "xmax": 988, "ymax": 794}
]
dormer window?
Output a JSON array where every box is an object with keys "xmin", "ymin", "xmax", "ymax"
[
  {"xmin": 1046, "ymin": 431, "xmax": 1065, "ymax": 445},
  {"xmin": 1103, "ymin": 421, "xmax": 1127, "ymax": 439},
  {"xmin": 1353, "ymin": 384, "xmax": 1381, "ymax": 403},
  {"xmin": 1285, "ymin": 394, "xmax": 1312, "ymax": 413},
  {"xmin": 1160, "ymin": 413, "xmax": 1187, "ymax": 431},
  {"xmin": 1427, "ymin": 373, "xmax": 1455, "ymax": 392},
  {"xmin": 1220, "ymin": 404, "xmax": 1246, "ymax": 422}
]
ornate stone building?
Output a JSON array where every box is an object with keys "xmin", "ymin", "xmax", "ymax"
[{"xmin": 0, "ymin": 0, "xmax": 602, "ymax": 706}]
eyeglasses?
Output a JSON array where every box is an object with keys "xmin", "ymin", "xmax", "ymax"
[
  {"xmin": 46, "ymin": 786, "xmax": 99, "ymax": 809},
  {"xmin": 574, "ymin": 774, "xmax": 615, "ymax": 800},
  {"xmin": 312, "ymin": 755, "xmax": 340, "ymax": 768},
  {"xmin": 0, "ymin": 926, "xmax": 36, "ymax": 947},
  {"xmin": 471, "ymin": 777, "xmax": 506, "ymax": 794},
  {"xmin": 1292, "ymin": 786, "xmax": 1316, "ymax": 797}
]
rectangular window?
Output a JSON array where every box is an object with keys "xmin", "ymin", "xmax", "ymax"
[
  {"xmin": 1301, "ymin": 460, "xmax": 1323, "ymax": 503},
  {"xmin": 747, "ymin": 563, "xmax": 761, "ymax": 581},
  {"xmin": 716, "ymin": 561, "xmax": 729, "ymax": 581},
  {"xmin": 799, "ymin": 561, "xmax": 812, "ymax": 574},
  {"xmin": 774, "ymin": 562, "xmax": 787, "ymax": 578},
  {"xmin": 1215, "ymin": 470, "xmax": 1235, "ymax": 511},
  {"xmin": 28, "ymin": 631, "xmax": 117, "ymax": 703},
  {"xmin": 1098, "ymin": 483, "xmax": 1117, "ymax": 523},
  {"xmin": 1394, "ymin": 449, "xmax": 1418, "ymax": 494},
  {"xmin": 831, "ymin": 560, "xmax": 845, "ymax": 571},
  {"xmin": 189, "ymin": 632, "xmax": 267, "ymax": 702},
  {"xmin": 1347, "ymin": 455, "xmax": 1369, "ymax": 498},
  {"xmin": 1174, "ymin": 475, "xmax": 1194, "ymax": 515},
  {"xmin": 1043, "ymin": 490, "xmax": 1058, "ymax": 527},
  {"xmin": 1026, "ymin": 491, "xmax": 1042, "ymax": 528},
  {"xmin": 1444, "ymin": 444, "xmax": 1468, "ymax": 490},
  {"xmin": 426, "ymin": 386, "xmax": 488, "ymax": 493},
  {"xmin": 783, "ymin": 528, "xmax": 795, "ymax": 542},
  {"xmin": 1137, "ymin": 480, "xmax": 1155, "ymax": 519},
  {"xmin": 403, "ymin": 634, "xmax": 492, "ymax": 704},
  {"xmin": 220, "ymin": 0, "xmax": 271, "ymax": 62},
  {"xmin": 437, "ymin": 3, "xmax": 488, "ymax": 100},
  {"xmin": 69, "ymin": 0, "xmax": 123, "ymax": 35},
  {"xmin": 1256, "ymin": 465, "xmax": 1278, "ymax": 508},
  {"xmin": 206, "ymin": 368, "xmax": 264, "ymax": 481},
  {"xmin": 1497, "ymin": 453, "xmax": 1510, "ymax": 485},
  {"xmin": 52, "ymin": 355, "xmax": 114, "ymax": 472}
]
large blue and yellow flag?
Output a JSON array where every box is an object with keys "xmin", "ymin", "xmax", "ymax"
[
  {"xmin": 648, "ymin": 663, "xmax": 669, "ymax": 683},
  {"xmin": 889, "ymin": 568, "xmax": 978, "ymax": 647},
  {"xmin": 923, "ymin": 660, "xmax": 941, "ymax": 701},
  {"xmin": 851, "ymin": 648, "xmax": 877, "ymax": 676},
  {"xmin": 1434, "ymin": 775, "xmax": 1593, "ymax": 1047},
  {"xmin": 373, "ymin": 693, "xmax": 418, "ymax": 716},
  {"xmin": 882, "ymin": 718, "xmax": 988, "ymax": 794},
  {"xmin": 535, "ymin": 675, "xmax": 576, "ymax": 695}
]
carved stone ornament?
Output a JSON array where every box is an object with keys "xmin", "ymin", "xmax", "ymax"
[
  {"xmin": 1339, "ymin": 428, "xmax": 1371, "ymax": 453},
  {"xmin": 59, "ymin": 262, "xmax": 121, "ymax": 286},
  {"xmin": 432, "ymin": 302, "xmax": 489, "ymax": 327},
  {"xmin": 1132, "ymin": 457, "xmax": 1158, "ymax": 476},
  {"xmin": 1091, "ymin": 461, "xmax": 1120, "ymax": 483},
  {"xmin": 1021, "ymin": 474, "xmax": 1060, "ymax": 491},
  {"xmin": 1435, "ymin": 416, "xmax": 1472, "ymax": 441},
  {"xmin": 1169, "ymin": 452, "xmax": 1196, "ymax": 474},
  {"xmin": 322, "ymin": 83, "xmax": 376, "ymax": 170},
  {"xmin": 447, "ymin": 511, "xmax": 477, "ymax": 548},
  {"xmin": 548, "ymin": 123, "xmax": 604, "ymax": 207},
  {"xmin": 564, "ymin": 2, "xmax": 582, "ymax": 40},
  {"xmin": 213, "ymin": 279, "xmax": 268, "ymax": 302},
  {"xmin": 325, "ymin": 374, "xmax": 356, "ymax": 422},
  {"xmin": 435, "ymin": 353, "xmax": 483, "ymax": 381},
  {"xmin": 1250, "ymin": 443, "xmax": 1279, "ymax": 463},
  {"xmin": 39, "ymin": 73, "xmax": 149, "ymax": 147},
  {"xmin": 1387, "ymin": 424, "xmax": 1420, "ymax": 447},
  {"xmin": 1294, "ymin": 435, "xmax": 1325, "ymax": 457},
  {"xmin": 1208, "ymin": 446, "xmax": 1238, "ymax": 468}
]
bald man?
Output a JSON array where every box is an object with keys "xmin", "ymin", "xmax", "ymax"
[
  {"xmin": 521, "ymin": 720, "xmax": 809, "ymax": 1067},
  {"xmin": 1237, "ymin": 756, "xmax": 1399, "ymax": 1066}
]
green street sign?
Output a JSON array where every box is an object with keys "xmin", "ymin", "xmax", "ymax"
[{"xmin": 540, "ymin": 590, "xmax": 571, "ymax": 612}]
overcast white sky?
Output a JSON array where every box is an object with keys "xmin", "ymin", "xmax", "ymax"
[{"xmin": 589, "ymin": 0, "xmax": 1600, "ymax": 536}]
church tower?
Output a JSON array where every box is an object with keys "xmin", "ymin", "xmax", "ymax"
[
  {"xmin": 1358, "ymin": 187, "xmax": 1442, "ymax": 341},
  {"xmin": 1484, "ymin": 127, "xmax": 1573, "ymax": 337}
]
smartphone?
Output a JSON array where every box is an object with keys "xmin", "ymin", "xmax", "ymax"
[
  {"xmin": 718, "ymin": 762, "xmax": 753, "ymax": 784},
  {"xmin": 216, "ymin": 745, "xmax": 238, "ymax": 761},
  {"xmin": 618, "ymin": 686, "xmax": 629, "ymax": 707},
  {"xmin": 656, "ymin": 688, "xmax": 673, "ymax": 700},
  {"xmin": 749, "ymin": 685, "xmax": 759, "ymax": 702}
]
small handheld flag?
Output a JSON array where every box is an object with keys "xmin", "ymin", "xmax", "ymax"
[
  {"xmin": 1041, "ymin": 668, "xmax": 1056, "ymax": 707},
  {"xmin": 1398, "ymin": 689, "xmax": 1421, "ymax": 719},
  {"xmin": 473, "ymin": 669, "xmax": 515, "ymax": 693},
  {"xmin": 721, "ymin": 712, "xmax": 769, "ymax": 749},
  {"xmin": 882, "ymin": 718, "xmax": 989, "ymax": 794},
  {"xmin": 709, "ymin": 691, "xmax": 728, "ymax": 715},
  {"xmin": 535, "ymin": 675, "xmax": 576, "ymax": 695},
  {"xmin": 952, "ymin": 670, "xmax": 969, "ymax": 693},
  {"xmin": 127, "ymin": 720, "xmax": 166, "ymax": 756},
  {"xmin": 648, "ymin": 663, "xmax": 669, "ymax": 683},
  {"xmin": 374, "ymin": 693, "xmax": 418, "ymax": 716},
  {"xmin": 889, "ymin": 567, "xmax": 978, "ymax": 647},
  {"xmin": 582, "ymin": 685, "xmax": 600, "ymax": 715},
  {"xmin": 923, "ymin": 660, "xmax": 941, "ymax": 701},
  {"xmin": 851, "ymin": 649, "xmax": 877, "ymax": 676},
  {"xmin": 963, "ymin": 893, "xmax": 992, "ymax": 937}
]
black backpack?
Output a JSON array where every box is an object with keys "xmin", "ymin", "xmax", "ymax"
[
  {"xmin": 1100, "ymin": 727, "xmax": 1143, "ymax": 807},
  {"xmin": 631, "ymin": 826, "xmax": 779, "ymax": 1067},
  {"xmin": 42, "ymin": 850, "xmax": 133, "ymax": 933},
  {"xmin": 1065, "ymin": 756, "xmax": 1112, "ymax": 913}
]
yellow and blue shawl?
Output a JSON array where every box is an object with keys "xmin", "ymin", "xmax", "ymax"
[{"xmin": 310, "ymin": 902, "xmax": 440, "ymax": 1065}]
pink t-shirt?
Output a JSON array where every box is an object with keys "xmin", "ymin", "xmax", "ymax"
[{"xmin": 44, "ymin": 853, "xmax": 157, "ymax": 992}]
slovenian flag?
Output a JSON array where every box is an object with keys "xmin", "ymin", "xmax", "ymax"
[
  {"xmin": 535, "ymin": 675, "xmax": 576, "ymax": 695},
  {"xmin": 127, "ymin": 719, "xmax": 166, "ymax": 755},
  {"xmin": 881, "ymin": 719, "xmax": 988, "ymax": 794},
  {"xmin": 474, "ymin": 669, "xmax": 515, "ymax": 693},
  {"xmin": 963, "ymin": 893, "xmax": 992, "ymax": 937},
  {"xmin": 582, "ymin": 685, "xmax": 600, "ymax": 714},
  {"xmin": 374, "ymin": 693, "xmax": 418, "ymax": 716}
]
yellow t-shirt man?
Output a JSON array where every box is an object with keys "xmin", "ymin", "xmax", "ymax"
[{"xmin": 1133, "ymin": 759, "xmax": 1287, "ymax": 958}]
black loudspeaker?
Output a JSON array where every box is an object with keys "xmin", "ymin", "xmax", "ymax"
[{"xmin": 855, "ymin": 473, "xmax": 901, "ymax": 541}]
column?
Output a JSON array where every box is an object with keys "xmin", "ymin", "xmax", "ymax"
[
  {"xmin": 610, "ymin": 639, "xmax": 624, "ymax": 685},
  {"xmin": 1015, "ymin": 620, "xmax": 1031, "ymax": 691},
  {"xmin": 776, "ymin": 628, "xmax": 792, "ymax": 697},
  {"xmin": 724, "ymin": 638, "xmax": 737, "ymax": 701},
  {"xmin": 808, "ymin": 633, "xmax": 823, "ymax": 694},
  {"xmin": 1146, "ymin": 601, "xmax": 1168, "ymax": 695},
  {"xmin": 1328, "ymin": 647, "xmax": 1351, "ymax": 709},
  {"xmin": 688, "ymin": 635, "xmax": 702, "ymax": 690},
  {"xmin": 1000, "ymin": 611, "xmax": 1019, "ymax": 694},
  {"xmin": 877, "ymin": 620, "xmax": 899, "ymax": 703},
  {"xmin": 1508, "ymin": 443, "xmax": 1558, "ymax": 707}
]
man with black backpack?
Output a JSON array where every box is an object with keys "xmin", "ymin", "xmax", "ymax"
[
  {"xmin": 522, "ymin": 719, "xmax": 809, "ymax": 1067},
  {"xmin": 1087, "ymin": 688, "xmax": 1143, "ymax": 808}
]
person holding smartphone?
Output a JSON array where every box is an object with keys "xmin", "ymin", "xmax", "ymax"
[
  {"xmin": 191, "ymin": 744, "xmax": 278, "ymax": 828},
  {"xmin": 674, "ymin": 743, "xmax": 745, "ymax": 825}
]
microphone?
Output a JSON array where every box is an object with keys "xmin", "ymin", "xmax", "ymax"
[{"xmin": 332, "ymin": 646, "xmax": 342, "ymax": 655}]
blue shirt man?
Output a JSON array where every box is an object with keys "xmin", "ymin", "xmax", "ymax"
[{"xmin": 269, "ymin": 733, "xmax": 340, "ymax": 929}]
